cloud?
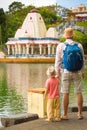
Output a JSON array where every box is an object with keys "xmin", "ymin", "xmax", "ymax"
[
  {"xmin": 33, "ymin": 0, "xmax": 56, "ymax": 7},
  {"xmin": 0, "ymin": 0, "xmax": 56, "ymax": 11},
  {"xmin": 28, "ymin": 0, "xmax": 56, "ymax": 7}
]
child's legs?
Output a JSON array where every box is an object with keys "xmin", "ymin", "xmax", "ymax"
[
  {"xmin": 47, "ymin": 99, "xmax": 54, "ymax": 119},
  {"xmin": 54, "ymin": 98, "xmax": 61, "ymax": 118}
]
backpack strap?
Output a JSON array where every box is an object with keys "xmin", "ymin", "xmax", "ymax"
[
  {"xmin": 63, "ymin": 42, "xmax": 69, "ymax": 48},
  {"xmin": 64, "ymin": 42, "xmax": 79, "ymax": 47}
]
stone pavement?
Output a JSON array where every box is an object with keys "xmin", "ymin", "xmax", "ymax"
[{"xmin": 0, "ymin": 111, "xmax": 87, "ymax": 130}]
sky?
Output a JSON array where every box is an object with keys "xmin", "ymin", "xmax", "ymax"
[{"xmin": 0, "ymin": 0, "xmax": 87, "ymax": 12}]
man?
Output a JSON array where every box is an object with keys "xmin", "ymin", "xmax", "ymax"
[{"xmin": 55, "ymin": 27, "xmax": 84, "ymax": 120}]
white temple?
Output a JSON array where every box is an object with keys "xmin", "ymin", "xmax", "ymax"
[{"xmin": 6, "ymin": 8, "xmax": 59, "ymax": 57}]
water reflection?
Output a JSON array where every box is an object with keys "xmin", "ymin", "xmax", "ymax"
[
  {"xmin": 0, "ymin": 64, "xmax": 26, "ymax": 117},
  {"xmin": 0, "ymin": 63, "xmax": 87, "ymax": 116},
  {"xmin": 0, "ymin": 63, "xmax": 51, "ymax": 116},
  {"xmin": 6, "ymin": 63, "xmax": 51, "ymax": 94}
]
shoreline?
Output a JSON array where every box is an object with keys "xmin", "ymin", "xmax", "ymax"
[
  {"xmin": 0, "ymin": 55, "xmax": 87, "ymax": 63},
  {"xmin": 0, "ymin": 57, "xmax": 55, "ymax": 63}
]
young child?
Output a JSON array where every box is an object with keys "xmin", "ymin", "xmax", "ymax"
[{"xmin": 44, "ymin": 66, "xmax": 61, "ymax": 122}]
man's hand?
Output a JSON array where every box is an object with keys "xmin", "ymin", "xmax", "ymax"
[{"xmin": 82, "ymin": 72, "xmax": 84, "ymax": 79}]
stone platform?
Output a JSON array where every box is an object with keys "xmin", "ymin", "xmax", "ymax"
[
  {"xmin": 1, "ymin": 113, "xmax": 39, "ymax": 127},
  {"xmin": 0, "ymin": 111, "xmax": 87, "ymax": 130}
]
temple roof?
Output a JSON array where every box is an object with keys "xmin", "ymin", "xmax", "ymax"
[
  {"xmin": 7, "ymin": 8, "xmax": 59, "ymax": 45},
  {"xmin": 30, "ymin": 8, "xmax": 38, "ymax": 13}
]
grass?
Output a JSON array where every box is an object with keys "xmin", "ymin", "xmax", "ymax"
[{"xmin": 76, "ymin": 22, "xmax": 87, "ymax": 28}]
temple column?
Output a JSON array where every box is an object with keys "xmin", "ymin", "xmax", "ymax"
[
  {"xmin": 18, "ymin": 44, "xmax": 21, "ymax": 57},
  {"xmin": 52, "ymin": 45, "xmax": 55, "ymax": 56},
  {"xmin": 39, "ymin": 44, "xmax": 42, "ymax": 55},
  {"xmin": 12, "ymin": 45, "xmax": 15, "ymax": 55},
  {"xmin": 31, "ymin": 45, "xmax": 34, "ymax": 56},
  {"xmin": 15, "ymin": 44, "xmax": 18, "ymax": 57},
  {"xmin": 26, "ymin": 44, "xmax": 30, "ymax": 57},
  {"xmin": 23, "ymin": 45, "xmax": 26, "ymax": 56},
  {"xmin": 43, "ymin": 46, "xmax": 46, "ymax": 55},
  {"xmin": 48, "ymin": 44, "xmax": 51, "ymax": 57},
  {"xmin": 7, "ymin": 45, "xmax": 10, "ymax": 55}
]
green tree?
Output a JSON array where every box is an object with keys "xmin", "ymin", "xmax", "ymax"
[
  {"xmin": 74, "ymin": 30, "xmax": 87, "ymax": 54},
  {"xmin": 8, "ymin": 1, "xmax": 25, "ymax": 13},
  {"xmin": 38, "ymin": 6, "xmax": 62, "ymax": 28},
  {"xmin": 0, "ymin": 8, "xmax": 6, "ymax": 43},
  {"xmin": 0, "ymin": 8, "xmax": 6, "ymax": 24},
  {"xmin": 6, "ymin": 5, "xmax": 34, "ymax": 39}
]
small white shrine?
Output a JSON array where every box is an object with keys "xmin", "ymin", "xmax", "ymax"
[{"xmin": 6, "ymin": 8, "xmax": 59, "ymax": 57}]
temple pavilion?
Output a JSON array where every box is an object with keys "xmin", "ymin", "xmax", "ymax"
[{"xmin": 6, "ymin": 8, "xmax": 59, "ymax": 57}]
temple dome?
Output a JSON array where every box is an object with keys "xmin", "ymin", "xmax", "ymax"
[
  {"xmin": 46, "ymin": 27, "xmax": 58, "ymax": 38},
  {"xmin": 21, "ymin": 9, "xmax": 47, "ymax": 38},
  {"xmin": 78, "ymin": 4, "xmax": 86, "ymax": 8},
  {"xmin": 15, "ymin": 27, "xmax": 25, "ymax": 38}
]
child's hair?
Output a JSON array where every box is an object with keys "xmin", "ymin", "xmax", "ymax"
[{"xmin": 46, "ymin": 66, "xmax": 56, "ymax": 77}]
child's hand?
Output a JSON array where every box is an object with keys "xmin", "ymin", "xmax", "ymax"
[{"xmin": 44, "ymin": 94, "xmax": 46, "ymax": 99}]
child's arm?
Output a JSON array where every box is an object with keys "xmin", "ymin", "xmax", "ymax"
[{"xmin": 44, "ymin": 87, "xmax": 48, "ymax": 99}]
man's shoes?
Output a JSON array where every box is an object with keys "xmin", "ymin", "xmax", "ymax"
[
  {"xmin": 77, "ymin": 114, "xmax": 83, "ymax": 120},
  {"xmin": 61, "ymin": 115, "xmax": 68, "ymax": 120}
]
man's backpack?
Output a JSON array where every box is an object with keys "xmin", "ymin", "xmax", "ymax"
[{"xmin": 62, "ymin": 43, "xmax": 84, "ymax": 71}]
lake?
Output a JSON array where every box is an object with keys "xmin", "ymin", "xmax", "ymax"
[{"xmin": 0, "ymin": 63, "xmax": 87, "ymax": 117}]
